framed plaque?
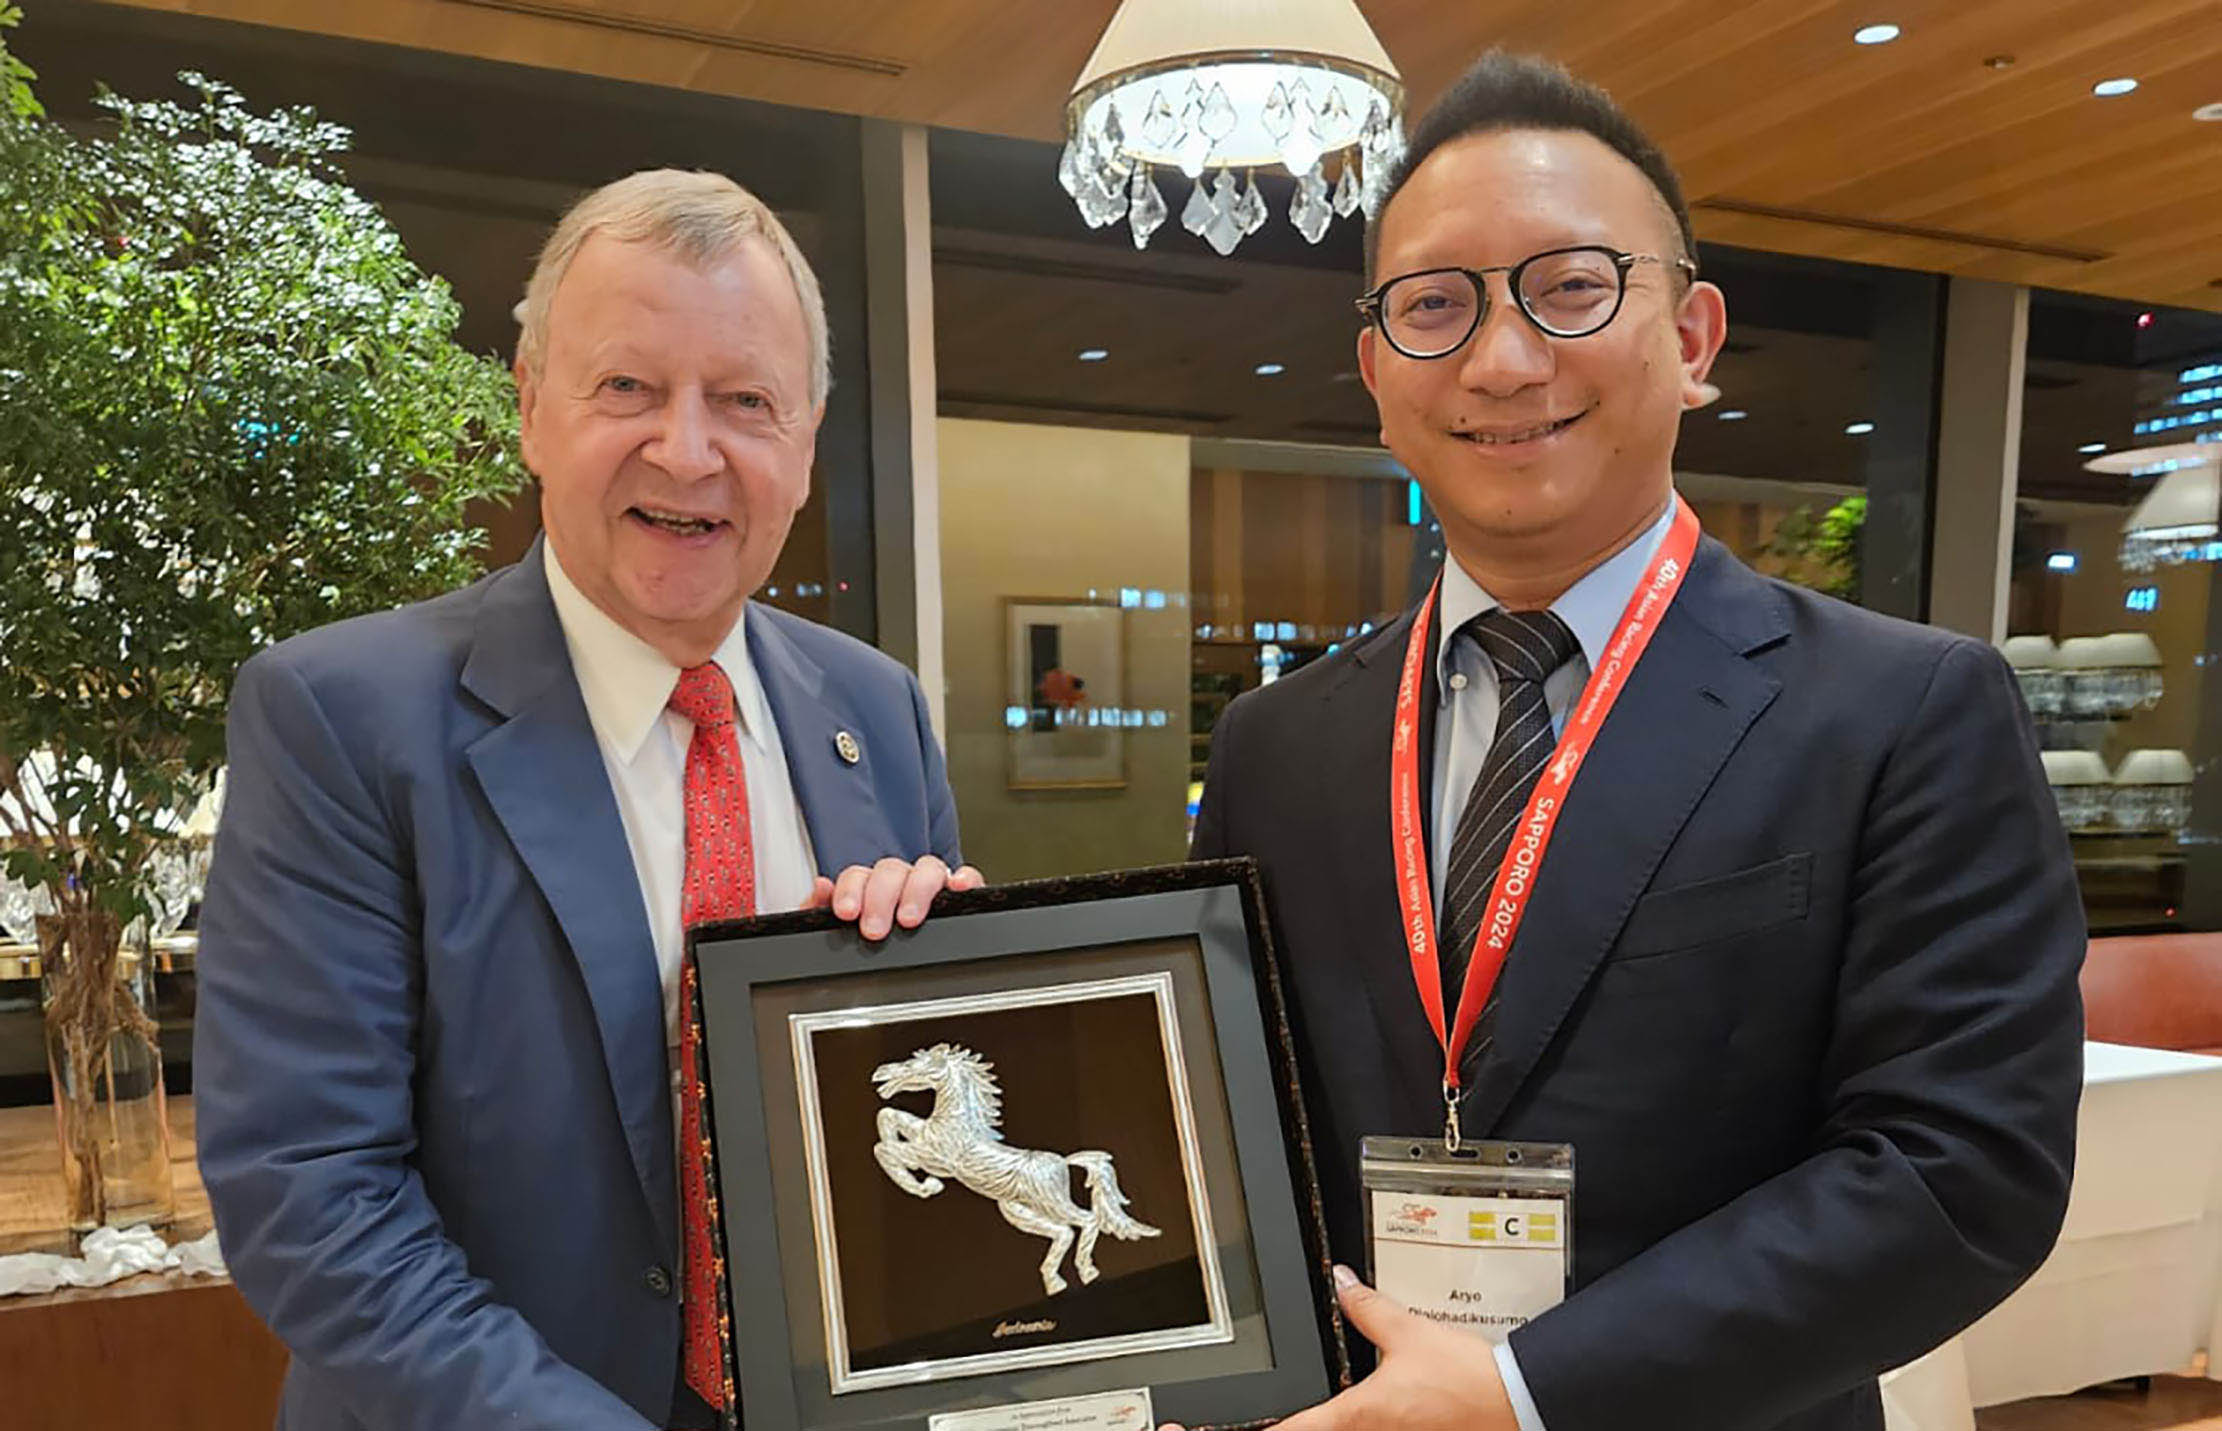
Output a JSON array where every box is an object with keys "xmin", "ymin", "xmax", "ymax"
[{"xmin": 686, "ymin": 860, "xmax": 1347, "ymax": 1431}]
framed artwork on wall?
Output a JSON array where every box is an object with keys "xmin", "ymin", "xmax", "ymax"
[{"xmin": 1004, "ymin": 597, "xmax": 1127, "ymax": 791}]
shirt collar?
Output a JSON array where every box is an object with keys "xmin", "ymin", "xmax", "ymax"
[
  {"xmin": 544, "ymin": 543, "xmax": 772, "ymax": 764},
  {"xmin": 1435, "ymin": 498, "xmax": 1678, "ymax": 691}
]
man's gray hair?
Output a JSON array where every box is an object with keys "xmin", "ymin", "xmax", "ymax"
[{"xmin": 515, "ymin": 168, "xmax": 830, "ymax": 409}]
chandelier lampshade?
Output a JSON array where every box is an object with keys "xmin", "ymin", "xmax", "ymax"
[{"xmin": 1061, "ymin": 0, "xmax": 1405, "ymax": 254}]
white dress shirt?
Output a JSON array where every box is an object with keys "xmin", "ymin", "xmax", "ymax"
[
  {"xmin": 544, "ymin": 548, "xmax": 818, "ymax": 1053},
  {"xmin": 1423, "ymin": 498, "xmax": 1675, "ymax": 1431}
]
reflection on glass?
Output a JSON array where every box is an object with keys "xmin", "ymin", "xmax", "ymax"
[{"xmin": 2008, "ymin": 289, "xmax": 2222, "ymax": 931}]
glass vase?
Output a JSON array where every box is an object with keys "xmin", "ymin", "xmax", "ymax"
[{"xmin": 37, "ymin": 909, "xmax": 175, "ymax": 1236}]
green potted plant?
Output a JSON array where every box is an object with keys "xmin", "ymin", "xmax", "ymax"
[
  {"xmin": 1760, "ymin": 493, "xmax": 1866, "ymax": 602},
  {"xmin": 0, "ymin": 9, "xmax": 525, "ymax": 1233}
]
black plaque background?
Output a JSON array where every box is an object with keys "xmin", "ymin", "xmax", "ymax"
[{"xmin": 810, "ymin": 990, "xmax": 1212, "ymax": 1370}]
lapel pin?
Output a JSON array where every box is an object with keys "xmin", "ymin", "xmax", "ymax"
[{"xmin": 835, "ymin": 730, "xmax": 862, "ymax": 766}]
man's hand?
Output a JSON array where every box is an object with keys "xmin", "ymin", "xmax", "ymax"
[
  {"xmin": 808, "ymin": 855, "xmax": 984, "ymax": 940},
  {"xmin": 1165, "ymin": 1267, "xmax": 1518, "ymax": 1431}
]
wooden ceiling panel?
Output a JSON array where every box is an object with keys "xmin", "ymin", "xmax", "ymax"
[{"xmin": 90, "ymin": 0, "xmax": 2222, "ymax": 312}]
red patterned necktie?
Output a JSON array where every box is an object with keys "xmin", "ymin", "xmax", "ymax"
[{"xmin": 669, "ymin": 661, "xmax": 755, "ymax": 1416}]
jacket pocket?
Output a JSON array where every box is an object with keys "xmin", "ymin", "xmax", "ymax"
[{"xmin": 1612, "ymin": 852, "xmax": 1813, "ymax": 961}]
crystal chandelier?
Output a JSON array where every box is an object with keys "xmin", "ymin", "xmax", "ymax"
[
  {"xmin": 2089, "ymin": 442, "xmax": 2222, "ymax": 572},
  {"xmin": 1061, "ymin": 0, "xmax": 1405, "ymax": 255}
]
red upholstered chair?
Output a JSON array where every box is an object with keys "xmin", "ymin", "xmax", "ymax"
[{"xmin": 2080, "ymin": 934, "xmax": 2222, "ymax": 1057}]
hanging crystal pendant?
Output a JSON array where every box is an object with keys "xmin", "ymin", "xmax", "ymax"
[
  {"xmin": 1139, "ymin": 89, "xmax": 1178, "ymax": 149},
  {"xmin": 1199, "ymin": 80, "xmax": 1238, "ymax": 141},
  {"xmin": 1290, "ymin": 160, "xmax": 1332, "ymax": 244},
  {"xmin": 1181, "ymin": 173, "xmax": 1213, "ymax": 236},
  {"xmin": 1331, "ymin": 155, "xmax": 1361, "ymax": 217},
  {"xmin": 1203, "ymin": 167, "xmax": 1245, "ymax": 256},
  {"xmin": 1083, "ymin": 165, "xmax": 1126, "ymax": 228},
  {"xmin": 1057, "ymin": 139, "xmax": 1084, "ymax": 197},
  {"xmin": 1175, "ymin": 122, "xmax": 1211, "ymax": 179},
  {"xmin": 1128, "ymin": 166, "xmax": 1167, "ymax": 248},
  {"xmin": 1281, "ymin": 79, "xmax": 1323, "ymax": 175},
  {"xmin": 1261, "ymin": 81, "xmax": 1293, "ymax": 142},
  {"xmin": 1359, "ymin": 100, "xmax": 1395, "ymax": 219},
  {"xmin": 1318, "ymin": 86, "xmax": 1356, "ymax": 147},
  {"xmin": 1237, "ymin": 170, "xmax": 1267, "ymax": 235}
]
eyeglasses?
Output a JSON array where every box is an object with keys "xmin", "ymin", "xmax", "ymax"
[{"xmin": 1355, "ymin": 246, "xmax": 1698, "ymax": 358}]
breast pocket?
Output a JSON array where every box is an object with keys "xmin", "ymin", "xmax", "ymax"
[{"xmin": 1612, "ymin": 852, "xmax": 1812, "ymax": 961}]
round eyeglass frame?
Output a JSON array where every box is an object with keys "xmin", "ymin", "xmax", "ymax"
[{"xmin": 1355, "ymin": 245, "xmax": 1699, "ymax": 357}]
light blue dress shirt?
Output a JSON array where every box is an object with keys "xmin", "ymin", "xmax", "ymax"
[{"xmin": 1423, "ymin": 498, "xmax": 1675, "ymax": 1430}]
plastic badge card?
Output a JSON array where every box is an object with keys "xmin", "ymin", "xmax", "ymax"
[{"xmin": 1359, "ymin": 1137, "xmax": 1574, "ymax": 1345}]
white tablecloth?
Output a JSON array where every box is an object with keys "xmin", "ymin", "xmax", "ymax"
[{"xmin": 1884, "ymin": 1041, "xmax": 2222, "ymax": 1429}]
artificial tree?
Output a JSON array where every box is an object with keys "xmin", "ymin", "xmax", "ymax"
[{"xmin": 0, "ymin": 15, "xmax": 526, "ymax": 1229}]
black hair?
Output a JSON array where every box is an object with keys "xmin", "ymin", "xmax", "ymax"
[{"xmin": 1368, "ymin": 50, "xmax": 1697, "ymax": 281}]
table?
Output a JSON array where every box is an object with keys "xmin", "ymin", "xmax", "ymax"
[
  {"xmin": 0, "ymin": 1095, "xmax": 287, "ymax": 1430},
  {"xmin": 1884, "ymin": 1042, "xmax": 2222, "ymax": 1429}
]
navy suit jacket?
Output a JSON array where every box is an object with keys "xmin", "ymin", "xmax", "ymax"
[
  {"xmin": 194, "ymin": 543, "xmax": 962, "ymax": 1430},
  {"xmin": 1191, "ymin": 536, "xmax": 2085, "ymax": 1431}
]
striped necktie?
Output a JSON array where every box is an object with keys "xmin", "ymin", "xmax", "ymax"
[{"xmin": 1438, "ymin": 608, "xmax": 1581, "ymax": 1056}]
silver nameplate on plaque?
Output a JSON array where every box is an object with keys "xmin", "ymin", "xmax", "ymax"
[{"xmin": 928, "ymin": 1386, "xmax": 1155, "ymax": 1431}]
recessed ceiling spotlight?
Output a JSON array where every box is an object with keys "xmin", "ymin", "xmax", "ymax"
[
  {"xmin": 1718, "ymin": 409, "xmax": 1749, "ymax": 421},
  {"xmin": 1845, "ymin": 421, "xmax": 1876, "ymax": 435},
  {"xmin": 1254, "ymin": 363, "xmax": 1286, "ymax": 376},
  {"xmin": 2079, "ymin": 442, "xmax": 2108, "ymax": 454},
  {"xmin": 1853, "ymin": 24, "xmax": 1901, "ymax": 44},
  {"xmin": 2195, "ymin": 102, "xmax": 2222, "ymax": 122},
  {"xmin": 1077, "ymin": 348, "xmax": 1109, "ymax": 361},
  {"xmin": 2093, "ymin": 77, "xmax": 2140, "ymax": 97}
]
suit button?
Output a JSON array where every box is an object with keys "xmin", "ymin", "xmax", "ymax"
[{"xmin": 645, "ymin": 1264, "xmax": 674, "ymax": 1298}]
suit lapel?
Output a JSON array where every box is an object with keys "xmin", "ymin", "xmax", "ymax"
[
  {"xmin": 1321, "ymin": 605, "xmax": 1449, "ymax": 1107},
  {"xmin": 1462, "ymin": 538, "xmax": 1788, "ymax": 1134},
  {"xmin": 459, "ymin": 543, "xmax": 674, "ymax": 1250},
  {"xmin": 747, "ymin": 606, "xmax": 904, "ymax": 875}
]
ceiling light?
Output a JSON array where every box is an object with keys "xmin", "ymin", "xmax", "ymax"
[
  {"xmin": 1078, "ymin": 349, "xmax": 1109, "ymax": 361},
  {"xmin": 1254, "ymin": 363, "xmax": 1286, "ymax": 376},
  {"xmin": 2080, "ymin": 442, "xmax": 2108, "ymax": 454},
  {"xmin": 1718, "ymin": 409, "xmax": 1749, "ymax": 421},
  {"xmin": 2093, "ymin": 78, "xmax": 2139, "ymax": 97},
  {"xmin": 1845, "ymin": 422, "xmax": 1875, "ymax": 435},
  {"xmin": 1853, "ymin": 24, "xmax": 1901, "ymax": 45},
  {"xmin": 1063, "ymin": 0, "xmax": 1405, "ymax": 254},
  {"xmin": 2196, "ymin": 102, "xmax": 2222, "ymax": 122},
  {"xmin": 2113, "ymin": 448, "xmax": 2222, "ymax": 570}
]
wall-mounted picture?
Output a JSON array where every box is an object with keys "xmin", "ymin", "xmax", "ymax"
[{"xmin": 1005, "ymin": 597, "xmax": 1126, "ymax": 790}]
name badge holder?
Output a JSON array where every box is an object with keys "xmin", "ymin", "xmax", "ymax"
[{"xmin": 1360, "ymin": 1136, "xmax": 1574, "ymax": 1345}]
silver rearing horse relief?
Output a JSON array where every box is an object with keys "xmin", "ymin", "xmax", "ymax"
[{"xmin": 871, "ymin": 1042, "xmax": 1161, "ymax": 1296}]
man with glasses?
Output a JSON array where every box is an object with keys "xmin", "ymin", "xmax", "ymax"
[{"xmin": 1190, "ymin": 51, "xmax": 2082, "ymax": 1431}]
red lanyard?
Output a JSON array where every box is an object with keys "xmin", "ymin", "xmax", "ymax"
[{"xmin": 1391, "ymin": 496, "xmax": 1701, "ymax": 1138}]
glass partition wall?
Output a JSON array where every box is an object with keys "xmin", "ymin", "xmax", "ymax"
[{"xmin": 2008, "ymin": 291, "xmax": 2222, "ymax": 931}]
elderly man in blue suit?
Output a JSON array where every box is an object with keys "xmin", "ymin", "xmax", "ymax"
[{"xmin": 194, "ymin": 169, "xmax": 979, "ymax": 1430}]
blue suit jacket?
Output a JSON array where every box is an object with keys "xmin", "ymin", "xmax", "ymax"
[
  {"xmin": 1192, "ymin": 536, "xmax": 2085, "ymax": 1431},
  {"xmin": 194, "ymin": 543, "xmax": 962, "ymax": 1429}
]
